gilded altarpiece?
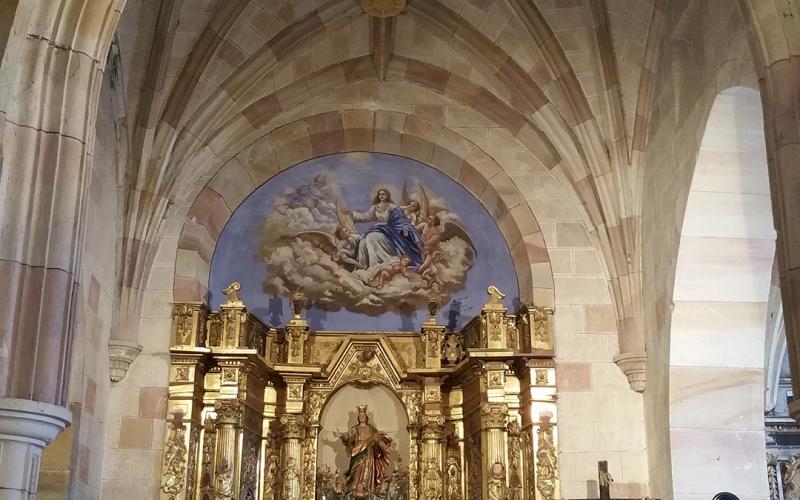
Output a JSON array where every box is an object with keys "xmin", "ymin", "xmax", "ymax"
[{"xmin": 160, "ymin": 285, "xmax": 558, "ymax": 500}]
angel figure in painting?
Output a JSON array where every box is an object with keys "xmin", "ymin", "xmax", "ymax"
[
  {"xmin": 371, "ymin": 255, "xmax": 411, "ymax": 288},
  {"xmin": 335, "ymin": 405, "xmax": 394, "ymax": 499},
  {"xmin": 403, "ymin": 184, "xmax": 478, "ymax": 274}
]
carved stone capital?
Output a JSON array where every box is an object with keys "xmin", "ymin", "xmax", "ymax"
[
  {"xmin": 108, "ymin": 339, "xmax": 143, "ymax": 383},
  {"xmin": 613, "ymin": 351, "xmax": 647, "ymax": 393},
  {"xmin": 0, "ymin": 399, "xmax": 72, "ymax": 498}
]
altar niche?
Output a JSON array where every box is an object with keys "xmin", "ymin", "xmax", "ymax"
[
  {"xmin": 159, "ymin": 283, "xmax": 557, "ymax": 500},
  {"xmin": 316, "ymin": 385, "xmax": 409, "ymax": 498}
]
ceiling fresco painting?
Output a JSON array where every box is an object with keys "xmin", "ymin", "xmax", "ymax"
[{"xmin": 208, "ymin": 152, "xmax": 519, "ymax": 331}]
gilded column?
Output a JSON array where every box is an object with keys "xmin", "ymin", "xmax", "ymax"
[
  {"xmin": 401, "ymin": 390, "xmax": 423, "ymax": 499},
  {"xmin": 260, "ymin": 383, "xmax": 280, "ymax": 499},
  {"xmin": 445, "ymin": 388, "xmax": 465, "ymax": 500},
  {"xmin": 518, "ymin": 360, "xmax": 558, "ymax": 500},
  {"xmin": 420, "ymin": 413, "xmax": 445, "ymax": 500},
  {"xmin": 480, "ymin": 402, "xmax": 508, "ymax": 499},
  {"xmin": 301, "ymin": 423, "xmax": 319, "ymax": 500},
  {"xmin": 214, "ymin": 400, "xmax": 243, "ymax": 500},
  {"xmin": 279, "ymin": 413, "xmax": 306, "ymax": 500}
]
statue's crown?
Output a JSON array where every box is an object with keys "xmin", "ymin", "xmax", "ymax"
[{"xmin": 357, "ymin": 405, "xmax": 368, "ymax": 413}]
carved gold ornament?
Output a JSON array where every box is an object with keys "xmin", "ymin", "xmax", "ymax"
[
  {"xmin": 302, "ymin": 430, "xmax": 318, "ymax": 500},
  {"xmin": 283, "ymin": 456, "xmax": 301, "ymax": 499},
  {"xmin": 173, "ymin": 304, "xmax": 194, "ymax": 343},
  {"xmin": 222, "ymin": 281, "xmax": 244, "ymax": 307},
  {"xmin": 536, "ymin": 415, "xmax": 558, "ymax": 500},
  {"xmin": 488, "ymin": 461, "xmax": 507, "ymax": 500},
  {"xmin": 786, "ymin": 453, "xmax": 800, "ymax": 497},
  {"xmin": 401, "ymin": 391, "xmax": 422, "ymax": 425},
  {"xmin": 175, "ymin": 366, "xmax": 190, "ymax": 382},
  {"xmin": 445, "ymin": 445, "xmax": 463, "ymax": 500},
  {"xmin": 280, "ymin": 414, "xmax": 307, "ymax": 440},
  {"xmin": 467, "ymin": 434, "xmax": 481, "ymax": 499},
  {"xmin": 160, "ymin": 419, "xmax": 187, "ymax": 499},
  {"xmin": 422, "ymin": 457, "xmax": 443, "ymax": 500},
  {"xmin": 240, "ymin": 438, "xmax": 259, "ymax": 498},
  {"xmin": 306, "ymin": 390, "xmax": 329, "ymax": 423},
  {"xmin": 360, "ymin": 0, "xmax": 406, "ymax": 17},
  {"xmin": 480, "ymin": 403, "xmax": 508, "ymax": 429},
  {"xmin": 533, "ymin": 306, "xmax": 554, "ymax": 344},
  {"xmin": 215, "ymin": 458, "xmax": 234, "ymax": 500},
  {"xmin": 507, "ymin": 420, "xmax": 523, "ymax": 500}
]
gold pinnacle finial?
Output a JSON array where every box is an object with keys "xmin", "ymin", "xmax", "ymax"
[
  {"xmin": 221, "ymin": 282, "xmax": 244, "ymax": 307},
  {"xmin": 291, "ymin": 290, "xmax": 308, "ymax": 319},
  {"xmin": 487, "ymin": 286, "xmax": 505, "ymax": 305}
]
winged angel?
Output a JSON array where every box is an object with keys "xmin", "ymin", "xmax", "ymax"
[{"xmin": 260, "ymin": 176, "xmax": 477, "ymax": 315}]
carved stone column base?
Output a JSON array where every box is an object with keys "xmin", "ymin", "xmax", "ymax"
[
  {"xmin": 0, "ymin": 398, "xmax": 72, "ymax": 500},
  {"xmin": 108, "ymin": 339, "xmax": 143, "ymax": 383},
  {"xmin": 613, "ymin": 351, "xmax": 647, "ymax": 393}
]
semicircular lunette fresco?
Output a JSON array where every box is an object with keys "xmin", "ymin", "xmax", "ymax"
[{"xmin": 208, "ymin": 152, "xmax": 519, "ymax": 332}]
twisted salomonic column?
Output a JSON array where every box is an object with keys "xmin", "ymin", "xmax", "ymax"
[{"xmin": 0, "ymin": 1, "xmax": 122, "ymax": 497}]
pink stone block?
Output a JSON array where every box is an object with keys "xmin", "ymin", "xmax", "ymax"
[
  {"xmin": 139, "ymin": 387, "xmax": 168, "ymax": 419},
  {"xmin": 557, "ymin": 363, "xmax": 592, "ymax": 391}
]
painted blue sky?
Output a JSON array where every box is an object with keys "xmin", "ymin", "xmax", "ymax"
[{"xmin": 208, "ymin": 153, "xmax": 519, "ymax": 331}]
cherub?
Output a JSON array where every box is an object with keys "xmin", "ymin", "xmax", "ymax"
[
  {"xmin": 292, "ymin": 226, "xmax": 364, "ymax": 270},
  {"xmin": 371, "ymin": 255, "xmax": 411, "ymax": 288},
  {"xmin": 402, "ymin": 200, "xmax": 422, "ymax": 225},
  {"xmin": 333, "ymin": 226, "xmax": 364, "ymax": 269},
  {"xmin": 417, "ymin": 214, "xmax": 443, "ymax": 249},
  {"xmin": 420, "ymin": 251, "xmax": 444, "ymax": 288}
]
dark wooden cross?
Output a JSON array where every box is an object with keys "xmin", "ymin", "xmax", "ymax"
[
  {"xmin": 591, "ymin": 460, "xmax": 659, "ymax": 500},
  {"xmin": 599, "ymin": 461, "xmax": 612, "ymax": 500}
]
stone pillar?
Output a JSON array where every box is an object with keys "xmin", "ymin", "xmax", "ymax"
[
  {"xmin": 0, "ymin": 14, "xmax": 123, "ymax": 493},
  {"xmin": 0, "ymin": 399, "xmax": 72, "ymax": 500},
  {"xmin": 757, "ymin": 55, "xmax": 800, "ymax": 420},
  {"xmin": 0, "ymin": 0, "xmax": 120, "ymax": 405}
]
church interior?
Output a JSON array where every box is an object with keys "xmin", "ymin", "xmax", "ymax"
[{"xmin": 1, "ymin": 0, "xmax": 800, "ymax": 499}]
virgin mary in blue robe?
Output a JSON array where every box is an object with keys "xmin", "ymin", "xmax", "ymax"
[{"xmin": 351, "ymin": 190, "xmax": 425, "ymax": 269}]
